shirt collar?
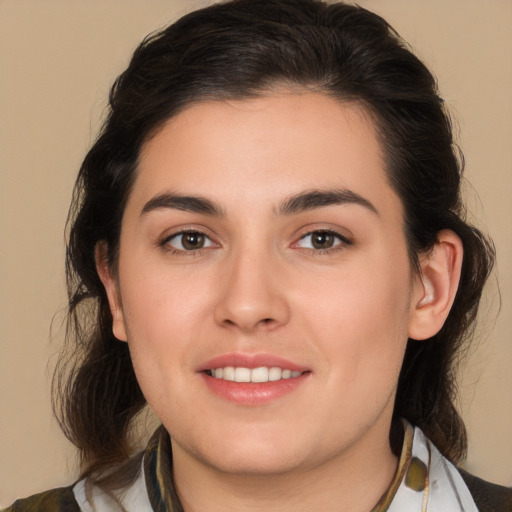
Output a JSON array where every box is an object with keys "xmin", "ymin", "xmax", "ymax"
[
  {"xmin": 144, "ymin": 426, "xmax": 181, "ymax": 512},
  {"xmin": 372, "ymin": 420, "xmax": 478, "ymax": 512}
]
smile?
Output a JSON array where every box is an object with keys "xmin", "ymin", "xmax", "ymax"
[{"xmin": 206, "ymin": 366, "xmax": 303, "ymax": 383}]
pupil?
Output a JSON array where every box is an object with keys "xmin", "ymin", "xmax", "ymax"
[
  {"xmin": 183, "ymin": 232, "xmax": 204, "ymax": 250},
  {"xmin": 312, "ymin": 232, "xmax": 333, "ymax": 249}
]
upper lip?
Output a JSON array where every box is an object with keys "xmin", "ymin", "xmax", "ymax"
[{"xmin": 198, "ymin": 352, "xmax": 308, "ymax": 373}]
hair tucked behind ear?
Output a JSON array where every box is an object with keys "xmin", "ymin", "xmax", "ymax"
[{"xmin": 54, "ymin": 0, "xmax": 495, "ymax": 492}]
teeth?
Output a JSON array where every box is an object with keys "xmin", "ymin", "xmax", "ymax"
[
  {"xmin": 251, "ymin": 366, "xmax": 269, "ymax": 383},
  {"xmin": 209, "ymin": 366, "xmax": 302, "ymax": 383},
  {"xmin": 234, "ymin": 367, "xmax": 251, "ymax": 382},
  {"xmin": 222, "ymin": 367, "xmax": 234, "ymax": 381},
  {"xmin": 269, "ymin": 367, "xmax": 282, "ymax": 381}
]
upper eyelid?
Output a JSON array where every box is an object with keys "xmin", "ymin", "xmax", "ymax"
[
  {"xmin": 295, "ymin": 227, "xmax": 353, "ymax": 244},
  {"xmin": 160, "ymin": 226, "xmax": 217, "ymax": 243},
  {"xmin": 164, "ymin": 228, "xmax": 208, "ymax": 239},
  {"xmin": 164, "ymin": 230, "xmax": 215, "ymax": 244},
  {"xmin": 300, "ymin": 228, "xmax": 347, "ymax": 238}
]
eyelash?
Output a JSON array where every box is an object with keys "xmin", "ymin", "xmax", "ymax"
[
  {"xmin": 159, "ymin": 230, "xmax": 217, "ymax": 256},
  {"xmin": 159, "ymin": 228, "xmax": 352, "ymax": 256},
  {"xmin": 294, "ymin": 229, "xmax": 353, "ymax": 255}
]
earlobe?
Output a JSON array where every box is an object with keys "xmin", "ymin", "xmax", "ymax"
[
  {"xmin": 95, "ymin": 242, "xmax": 128, "ymax": 342},
  {"xmin": 408, "ymin": 230, "xmax": 463, "ymax": 341}
]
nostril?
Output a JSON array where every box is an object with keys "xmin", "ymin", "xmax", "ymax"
[{"xmin": 220, "ymin": 316, "xmax": 276, "ymax": 331}]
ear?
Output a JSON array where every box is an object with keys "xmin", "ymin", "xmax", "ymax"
[
  {"xmin": 95, "ymin": 242, "xmax": 128, "ymax": 342},
  {"xmin": 408, "ymin": 230, "xmax": 463, "ymax": 341}
]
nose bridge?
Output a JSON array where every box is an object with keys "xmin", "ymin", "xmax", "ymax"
[{"xmin": 214, "ymin": 237, "xmax": 290, "ymax": 332}]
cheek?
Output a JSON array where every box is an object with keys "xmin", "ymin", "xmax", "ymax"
[
  {"xmin": 117, "ymin": 266, "xmax": 216, "ymax": 385},
  {"xmin": 120, "ymin": 254, "xmax": 215, "ymax": 327},
  {"xmin": 296, "ymin": 259, "xmax": 412, "ymax": 378}
]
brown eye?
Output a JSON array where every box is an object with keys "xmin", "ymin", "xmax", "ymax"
[
  {"xmin": 311, "ymin": 232, "xmax": 336, "ymax": 249},
  {"xmin": 167, "ymin": 231, "xmax": 213, "ymax": 251},
  {"xmin": 182, "ymin": 232, "xmax": 205, "ymax": 250},
  {"xmin": 296, "ymin": 230, "xmax": 347, "ymax": 251}
]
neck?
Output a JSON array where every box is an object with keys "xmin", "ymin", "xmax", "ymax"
[{"xmin": 171, "ymin": 426, "xmax": 398, "ymax": 512}]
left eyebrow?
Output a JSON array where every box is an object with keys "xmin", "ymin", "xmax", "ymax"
[
  {"xmin": 278, "ymin": 189, "xmax": 379, "ymax": 216},
  {"xmin": 140, "ymin": 192, "xmax": 224, "ymax": 217}
]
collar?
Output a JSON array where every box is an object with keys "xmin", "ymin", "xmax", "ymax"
[
  {"xmin": 144, "ymin": 426, "xmax": 181, "ymax": 512},
  {"xmin": 371, "ymin": 421, "xmax": 479, "ymax": 511}
]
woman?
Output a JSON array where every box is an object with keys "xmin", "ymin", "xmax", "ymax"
[{"xmin": 4, "ymin": 0, "xmax": 510, "ymax": 510}]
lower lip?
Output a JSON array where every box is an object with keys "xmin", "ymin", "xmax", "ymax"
[{"xmin": 200, "ymin": 372, "xmax": 310, "ymax": 405}]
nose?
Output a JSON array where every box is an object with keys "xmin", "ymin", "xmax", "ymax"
[{"xmin": 213, "ymin": 246, "xmax": 290, "ymax": 333}]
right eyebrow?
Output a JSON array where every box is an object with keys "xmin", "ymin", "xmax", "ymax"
[
  {"xmin": 140, "ymin": 192, "xmax": 224, "ymax": 217},
  {"xmin": 278, "ymin": 188, "xmax": 379, "ymax": 216}
]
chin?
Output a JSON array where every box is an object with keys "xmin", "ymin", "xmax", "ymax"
[
  {"xmin": 204, "ymin": 444, "xmax": 308, "ymax": 476},
  {"xmin": 176, "ymin": 425, "xmax": 316, "ymax": 476}
]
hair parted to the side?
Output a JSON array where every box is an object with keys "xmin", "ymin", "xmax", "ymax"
[{"xmin": 53, "ymin": 0, "xmax": 494, "ymax": 491}]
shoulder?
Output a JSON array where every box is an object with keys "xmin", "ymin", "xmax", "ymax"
[
  {"xmin": 1, "ymin": 486, "xmax": 79, "ymax": 512},
  {"xmin": 458, "ymin": 468, "xmax": 512, "ymax": 512}
]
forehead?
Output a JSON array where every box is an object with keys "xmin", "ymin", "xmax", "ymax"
[{"xmin": 131, "ymin": 92, "xmax": 400, "ymax": 220}]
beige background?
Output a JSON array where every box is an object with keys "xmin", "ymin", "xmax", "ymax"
[{"xmin": 1, "ymin": 0, "xmax": 511, "ymax": 505}]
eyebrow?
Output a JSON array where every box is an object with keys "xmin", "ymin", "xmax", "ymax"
[
  {"xmin": 141, "ymin": 193, "xmax": 224, "ymax": 217},
  {"xmin": 278, "ymin": 189, "xmax": 379, "ymax": 216},
  {"xmin": 140, "ymin": 188, "xmax": 378, "ymax": 218}
]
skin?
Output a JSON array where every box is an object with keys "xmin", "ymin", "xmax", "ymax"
[{"xmin": 98, "ymin": 92, "xmax": 462, "ymax": 511}]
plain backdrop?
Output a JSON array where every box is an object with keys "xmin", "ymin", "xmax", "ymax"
[{"xmin": 1, "ymin": 0, "xmax": 511, "ymax": 505}]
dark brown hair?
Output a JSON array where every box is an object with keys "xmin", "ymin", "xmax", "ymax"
[{"xmin": 54, "ymin": 0, "xmax": 494, "ymax": 490}]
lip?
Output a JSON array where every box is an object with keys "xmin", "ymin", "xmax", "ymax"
[{"xmin": 198, "ymin": 352, "xmax": 311, "ymax": 406}]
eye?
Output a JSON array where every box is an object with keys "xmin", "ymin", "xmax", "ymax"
[
  {"xmin": 296, "ymin": 230, "xmax": 348, "ymax": 251},
  {"xmin": 165, "ymin": 230, "xmax": 215, "ymax": 251}
]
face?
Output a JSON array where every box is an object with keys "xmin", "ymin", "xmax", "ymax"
[{"xmin": 103, "ymin": 93, "xmax": 426, "ymax": 476}]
